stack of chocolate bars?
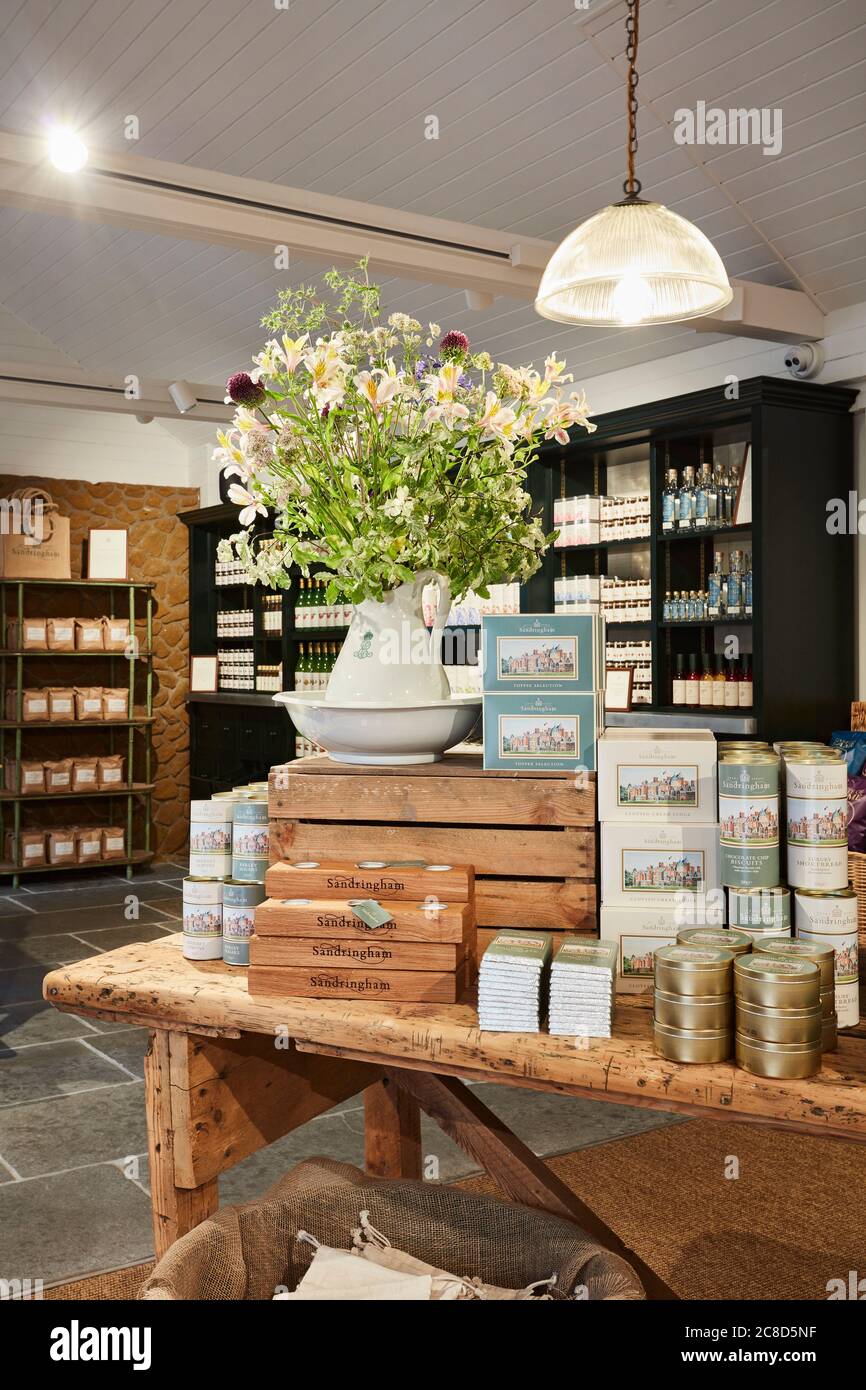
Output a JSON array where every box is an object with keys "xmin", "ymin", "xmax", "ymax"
[
  {"xmin": 477, "ymin": 929, "xmax": 552, "ymax": 1032},
  {"xmin": 248, "ymin": 859, "xmax": 476, "ymax": 1002},
  {"xmin": 548, "ymin": 937, "xmax": 617, "ymax": 1038}
]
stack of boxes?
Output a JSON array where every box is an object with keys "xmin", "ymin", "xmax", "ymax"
[
  {"xmin": 598, "ymin": 729, "xmax": 722, "ymax": 990},
  {"xmin": 248, "ymin": 859, "xmax": 476, "ymax": 1001},
  {"xmin": 481, "ymin": 613, "xmax": 604, "ymax": 772}
]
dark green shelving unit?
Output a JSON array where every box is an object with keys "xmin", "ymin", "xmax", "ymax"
[{"xmin": 0, "ymin": 578, "xmax": 155, "ymax": 886}]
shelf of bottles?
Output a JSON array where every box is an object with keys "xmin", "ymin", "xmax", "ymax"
[{"xmin": 657, "ymin": 433, "xmax": 753, "ymax": 716}]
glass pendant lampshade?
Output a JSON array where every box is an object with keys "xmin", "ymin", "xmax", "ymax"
[
  {"xmin": 535, "ymin": 197, "xmax": 733, "ymax": 327},
  {"xmin": 535, "ymin": 0, "xmax": 732, "ymax": 329}
]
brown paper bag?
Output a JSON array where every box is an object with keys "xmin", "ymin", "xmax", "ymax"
[
  {"xmin": 4, "ymin": 760, "xmax": 46, "ymax": 794},
  {"xmin": 75, "ymin": 618, "xmax": 104, "ymax": 652},
  {"xmin": 7, "ymin": 617, "xmax": 48, "ymax": 650},
  {"xmin": 5, "ymin": 829, "xmax": 47, "ymax": 868},
  {"xmin": 102, "ymin": 687, "xmax": 129, "ymax": 721},
  {"xmin": 101, "ymin": 825, "xmax": 127, "ymax": 861},
  {"xmin": 48, "ymin": 688, "xmax": 75, "ymax": 721},
  {"xmin": 102, "ymin": 617, "xmax": 131, "ymax": 653},
  {"xmin": 46, "ymin": 618, "xmax": 75, "ymax": 651},
  {"xmin": 71, "ymin": 757, "xmax": 99, "ymax": 792},
  {"xmin": 74, "ymin": 687, "xmax": 104, "ymax": 722},
  {"xmin": 45, "ymin": 758, "xmax": 73, "ymax": 794},
  {"xmin": 0, "ymin": 493, "xmax": 71, "ymax": 580},
  {"xmin": 47, "ymin": 827, "xmax": 77, "ymax": 866},
  {"xmin": 97, "ymin": 754, "xmax": 125, "ymax": 790},
  {"xmin": 75, "ymin": 825, "xmax": 102, "ymax": 865},
  {"xmin": 6, "ymin": 688, "xmax": 50, "ymax": 722}
]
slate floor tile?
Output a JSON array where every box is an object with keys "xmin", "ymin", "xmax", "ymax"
[
  {"xmin": 0, "ymin": 934, "xmax": 96, "ymax": 970},
  {"xmin": 84, "ymin": 1030, "xmax": 149, "ymax": 1080},
  {"xmin": 0, "ymin": 1163, "xmax": 153, "ymax": 1285},
  {"xmin": 0, "ymin": 966, "xmax": 53, "ymax": 1006},
  {"xmin": 0, "ymin": 1038, "xmax": 133, "ymax": 1107},
  {"xmin": 0, "ymin": 900, "xmax": 179, "ymax": 941},
  {"xmin": 0, "ymin": 1002, "xmax": 94, "ymax": 1050},
  {"xmin": 67, "ymin": 923, "xmax": 174, "ymax": 953},
  {"xmin": 0, "ymin": 1080, "xmax": 146, "ymax": 1179}
]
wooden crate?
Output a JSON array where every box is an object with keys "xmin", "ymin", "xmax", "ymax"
[{"xmin": 269, "ymin": 754, "xmax": 596, "ymax": 960}]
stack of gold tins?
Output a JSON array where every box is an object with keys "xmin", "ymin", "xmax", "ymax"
[
  {"xmin": 652, "ymin": 936, "xmax": 740, "ymax": 1063},
  {"xmin": 734, "ymin": 950, "xmax": 822, "ymax": 1078},
  {"xmin": 752, "ymin": 936, "xmax": 838, "ymax": 1052}
]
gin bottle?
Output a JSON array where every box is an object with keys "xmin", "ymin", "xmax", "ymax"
[
  {"xmin": 662, "ymin": 468, "xmax": 678, "ymax": 533},
  {"xmin": 678, "ymin": 466, "xmax": 695, "ymax": 531},
  {"xmin": 707, "ymin": 550, "xmax": 723, "ymax": 619},
  {"xmin": 726, "ymin": 551, "xmax": 742, "ymax": 618},
  {"xmin": 695, "ymin": 465, "xmax": 709, "ymax": 529},
  {"xmin": 743, "ymin": 553, "xmax": 753, "ymax": 617}
]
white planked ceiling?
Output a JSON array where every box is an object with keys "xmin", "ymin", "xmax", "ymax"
[{"xmin": 0, "ymin": 0, "xmax": 864, "ymax": 392}]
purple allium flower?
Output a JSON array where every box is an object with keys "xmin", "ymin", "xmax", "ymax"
[
  {"xmin": 226, "ymin": 372, "xmax": 266, "ymax": 407},
  {"xmin": 439, "ymin": 330, "xmax": 470, "ymax": 360}
]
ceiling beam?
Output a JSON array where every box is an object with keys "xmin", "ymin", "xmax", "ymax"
[
  {"xmin": 0, "ymin": 363, "xmax": 232, "ymax": 422},
  {"xmin": 0, "ymin": 131, "xmax": 825, "ymax": 345}
]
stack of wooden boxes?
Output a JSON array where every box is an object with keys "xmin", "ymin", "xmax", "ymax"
[{"xmin": 248, "ymin": 859, "xmax": 476, "ymax": 1002}]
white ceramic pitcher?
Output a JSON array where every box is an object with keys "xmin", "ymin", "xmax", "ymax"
[{"xmin": 326, "ymin": 570, "xmax": 452, "ymax": 705}]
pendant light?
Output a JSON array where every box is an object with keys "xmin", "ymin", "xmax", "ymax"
[{"xmin": 535, "ymin": 0, "xmax": 732, "ymax": 328}]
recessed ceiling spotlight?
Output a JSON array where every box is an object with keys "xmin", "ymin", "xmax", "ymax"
[{"xmin": 47, "ymin": 126, "xmax": 89, "ymax": 173}]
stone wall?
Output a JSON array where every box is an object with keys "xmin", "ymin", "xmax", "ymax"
[{"xmin": 0, "ymin": 475, "xmax": 199, "ymax": 858}]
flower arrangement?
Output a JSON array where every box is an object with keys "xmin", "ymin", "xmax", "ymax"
[{"xmin": 215, "ymin": 260, "xmax": 595, "ymax": 604}]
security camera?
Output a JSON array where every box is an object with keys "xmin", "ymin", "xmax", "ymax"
[{"xmin": 783, "ymin": 343, "xmax": 824, "ymax": 379}]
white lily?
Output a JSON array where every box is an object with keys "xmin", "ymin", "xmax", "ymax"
[
  {"xmin": 227, "ymin": 483, "xmax": 268, "ymax": 527},
  {"xmin": 280, "ymin": 332, "xmax": 309, "ymax": 374},
  {"xmin": 354, "ymin": 366, "xmax": 404, "ymax": 413},
  {"xmin": 479, "ymin": 391, "xmax": 518, "ymax": 451},
  {"xmin": 544, "ymin": 354, "xmax": 574, "ymax": 387},
  {"xmin": 423, "ymin": 399, "xmax": 470, "ymax": 429},
  {"xmin": 423, "ymin": 362, "xmax": 463, "ymax": 403}
]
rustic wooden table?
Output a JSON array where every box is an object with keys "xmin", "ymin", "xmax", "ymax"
[{"xmin": 43, "ymin": 934, "xmax": 866, "ymax": 1301}]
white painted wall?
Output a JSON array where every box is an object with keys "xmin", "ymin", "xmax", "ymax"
[{"xmin": 0, "ymin": 400, "xmax": 197, "ymax": 488}]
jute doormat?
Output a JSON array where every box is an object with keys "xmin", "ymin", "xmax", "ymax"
[
  {"xmin": 39, "ymin": 1120, "xmax": 865, "ymax": 1301},
  {"xmin": 461, "ymin": 1120, "xmax": 865, "ymax": 1301}
]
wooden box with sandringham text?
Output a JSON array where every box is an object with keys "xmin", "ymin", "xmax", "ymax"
[{"xmin": 266, "ymin": 753, "xmax": 596, "ymax": 966}]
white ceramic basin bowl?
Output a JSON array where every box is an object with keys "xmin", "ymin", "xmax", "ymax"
[{"xmin": 274, "ymin": 691, "xmax": 482, "ymax": 765}]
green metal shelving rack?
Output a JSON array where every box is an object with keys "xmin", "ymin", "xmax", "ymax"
[{"xmin": 0, "ymin": 577, "xmax": 155, "ymax": 887}]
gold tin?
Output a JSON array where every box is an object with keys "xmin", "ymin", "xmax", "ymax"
[
  {"xmin": 653, "ymin": 1020, "xmax": 732, "ymax": 1064},
  {"xmin": 820, "ymin": 987, "xmax": 836, "ymax": 1020},
  {"xmin": 734, "ymin": 953, "xmax": 820, "ymax": 1009},
  {"xmin": 754, "ymin": 935, "xmax": 834, "ymax": 990},
  {"xmin": 735, "ymin": 1033, "xmax": 822, "ymax": 1079},
  {"xmin": 735, "ymin": 998, "xmax": 822, "ymax": 1045},
  {"xmin": 677, "ymin": 926, "xmax": 752, "ymax": 958},
  {"xmin": 823, "ymin": 1013, "xmax": 838, "ymax": 1052},
  {"xmin": 653, "ymin": 989, "xmax": 733, "ymax": 1031},
  {"xmin": 653, "ymin": 944, "xmax": 734, "ymax": 998}
]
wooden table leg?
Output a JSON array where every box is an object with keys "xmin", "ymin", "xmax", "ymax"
[
  {"xmin": 144, "ymin": 1030, "xmax": 219, "ymax": 1259},
  {"xmin": 385, "ymin": 1066, "xmax": 678, "ymax": 1300},
  {"xmin": 364, "ymin": 1076, "xmax": 422, "ymax": 1179}
]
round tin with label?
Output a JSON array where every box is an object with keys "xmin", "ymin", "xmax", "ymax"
[
  {"xmin": 231, "ymin": 798, "xmax": 270, "ymax": 882},
  {"xmin": 653, "ymin": 944, "xmax": 734, "ymax": 997},
  {"xmin": 755, "ymin": 933, "xmax": 835, "ymax": 991},
  {"xmin": 718, "ymin": 754, "xmax": 780, "ymax": 889},
  {"xmin": 677, "ymin": 926, "xmax": 752, "ymax": 958},
  {"xmin": 653, "ymin": 1020, "xmax": 732, "ymax": 1064},
  {"xmin": 182, "ymin": 876, "xmax": 223, "ymax": 960},
  {"xmin": 728, "ymin": 886, "xmax": 790, "ymax": 933},
  {"xmin": 653, "ymin": 989, "xmax": 733, "ymax": 1031},
  {"xmin": 735, "ymin": 1033, "xmax": 822, "ymax": 1079},
  {"xmin": 794, "ymin": 887, "xmax": 859, "ymax": 1027},
  {"xmin": 733, "ymin": 953, "xmax": 820, "ymax": 1010},
  {"xmin": 222, "ymin": 879, "xmax": 266, "ymax": 967},
  {"xmin": 735, "ymin": 997, "xmax": 822, "ymax": 1045}
]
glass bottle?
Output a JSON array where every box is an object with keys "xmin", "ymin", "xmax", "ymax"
[
  {"xmin": 295, "ymin": 579, "xmax": 307, "ymax": 629},
  {"xmin": 663, "ymin": 590, "xmax": 672, "ymax": 623},
  {"xmin": 727, "ymin": 552, "xmax": 742, "ymax": 619},
  {"xmin": 295, "ymin": 642, "xmax": 308, "ymax": 692},
  {"xmin": 686, "ymin": 653, "xmax": 701, "ymax": 707},
  {"xmin": 706, "ymin": 463, "xmax": 719, "ymax": 526},
  {"xmin": 712, "ymin": 655, "xmax": 726, "ymax": 707},
  {"xmin": 662, "ymin": 468, "xmax": 678, "ymax": 534},
  {"xmin": 678, "ymin": 466, "xmax": 695, "ymax": 531},
  {"xmin": 695, "ymin": 465, "xmax": 709, "ymax": 529},
  {"xmin": 738, "ymin": 653, "xmax": 753, "ymax": 708},
  {"xmin": 743, "ymin": 553, "xmax": 753, "ymax": 617},
  {"xmin": 672, "ymin": 653, "xmax": 687, "ymax": 706},
  {"xmin": 707, "ymin": 550, "xmax": 723, "ymax": 619},
  {"xmin": 699, "ymin": 654, "xmax": 714, "ymax": 706},
  {"xmin": 724, "ymin": 658, "xmax": 739, "ymax": 707}
]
